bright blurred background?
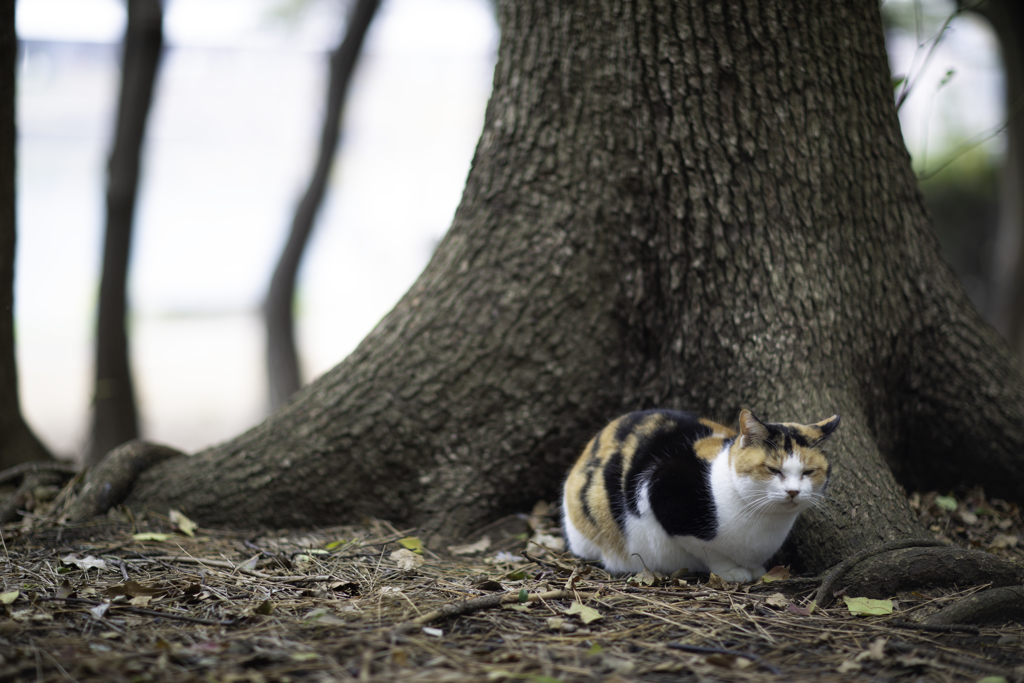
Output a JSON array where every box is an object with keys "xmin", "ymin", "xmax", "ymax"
[
  {"xmin": 16, "ymin": 0, "xmax": 498, "ymax": 457},
  {"xmin": 12, "ymin": 0, "xmax": 1007, "ymax": 460}
]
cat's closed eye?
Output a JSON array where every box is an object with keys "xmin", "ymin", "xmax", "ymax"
[
  {"xmin": 802, "ymin": 469, "xmax": 815, "ymax": 476},
  {"xmin": 766, "ymin": 466, "xmax": 781, "ymax": 475}
]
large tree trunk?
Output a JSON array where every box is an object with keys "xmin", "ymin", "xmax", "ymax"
[
  {"xmin": 87, "ymin": 0, "xmax": 163, "ymax": 467},
  {"xmin": 121, "ymin": 0, "xmax": 1024, "ymax": 574},
  {"xmin": 0, "ymin": 4, "xmax": 51, "ymax": 469}
]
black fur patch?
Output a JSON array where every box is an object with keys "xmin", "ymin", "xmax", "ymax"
[
  {"xmin": 627, "ymin": 411, "xmax": 719, "ymax": 541},
  {"xmin": 603, "ymin": 451, "xmax": 627, "ymax": 533},
  {"xmin": 578, "ymin": 467, "xmax": 597, "ymax": 526}
]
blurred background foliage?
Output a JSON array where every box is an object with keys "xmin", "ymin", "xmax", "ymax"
[{"xmin": 883, "ymin": 0, "xmax": 1009, "ymax": 326}]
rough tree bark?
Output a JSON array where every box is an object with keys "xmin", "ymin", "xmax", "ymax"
[
  {"xmin": 87, "ymin": 0, "xmax": 163, "ymax": 467},
  {"xmin": 0, "ymin": 3, "xmax": 51, "ymax": 469},
  {"xmin": 265, "ymin": 0, "xmax": 381, "ymax": 410},
  {"xmin": 112, "ymin": 0, "xmax": 1024, "ymax": 575}
]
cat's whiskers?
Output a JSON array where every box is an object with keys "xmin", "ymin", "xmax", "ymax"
[
  {"xmin": 739, "ymin": 494, "xmax": 778, "ymax": 525},
  {"xmin": 802, "ymin": 492, "xmax": 841, "ymax": 522}
]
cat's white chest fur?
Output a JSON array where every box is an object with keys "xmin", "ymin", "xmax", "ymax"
[{"xmin": 620, "ymin": 443, "xmax": 810, "ymax": 581}]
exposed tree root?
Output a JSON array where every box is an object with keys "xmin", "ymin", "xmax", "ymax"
[
  {"xmin": 0, "ymin": 460, "xmax": 78, "ymax": 486},
  {"xmin": 924, "ymin": 585, "xmax": 1024, "ymax": 626},
  {"xmin": 66, "ymin": 440, "xmax": 185, "ymax": 522},
  {"xmin": 0, "ymin": 460, "xmax": 78, "ymax": 523},
  {"xmin": 838, "ymin": 546, "xmax": 1024, "ymax": 600},
  {"xmin": 813, "ymin": 538, "xmax": 946, "ymax": 607}
]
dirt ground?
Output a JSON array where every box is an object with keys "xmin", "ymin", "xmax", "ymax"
[{"xmin": 1, "ymin": 487, "xmax": 1023, "ymax": 682}]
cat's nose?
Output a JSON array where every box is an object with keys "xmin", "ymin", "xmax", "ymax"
[{"xmin": 786, "ymin": 489, "xmax": 799, "ymax": 499}]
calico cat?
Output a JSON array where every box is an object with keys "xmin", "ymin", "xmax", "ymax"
[{"xmin": 562, "ymin": 409, "xmax": 839, "ymax": 582}]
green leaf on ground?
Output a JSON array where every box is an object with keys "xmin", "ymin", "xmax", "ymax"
[
  {"xmin": 398, "ymin": 537, "xmax": 423, "ymax": 554},
  {"xmin": 843, "ymin": 596, "xmax": 893, "ymax": 616},
  {"xmin": 934, "ymin": 495, "xmax": 957, "ymax": 511}
]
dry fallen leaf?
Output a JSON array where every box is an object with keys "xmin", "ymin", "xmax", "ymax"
[
  {"xmin": 626, "ymin": 568, "xmax": 660, "ymax": 587},
  {"xmin": 837, "ymin": 659, "xmax": 861, "ymax": 673},
  {"xmin": 447, "ymin": 536, "xmax": 491, "ymax": 555},
  {"xmin": 989, "ymin": 533, "xmax": 1019, "ymax": 550},
  {"xmin": 706, "ymin": 573, "xmax": 728, "ymax": 590},
  {"xmin": 787, "ymin": 603, "xmax": 813, "ymax": 616},
  {"xmin": 390, "ymin": 549, "xmax": 424, "ymax": 571},
  {"xmin": 107, "ymin": 580, "xmax": 164, "ymax": 599},
  {"xmin": 61, "ymin": 554, "xmax": 108, "ymax": 572},
  {"xmin": 765, "ymin": 593, "xmax": 789, "ymax": 608},
  {"xmin": 89, "ymin": 603, "xmax": 111, "ymax": 619},
  {"xmin": 566, "ymin": 600, "xmax": 602, "ymax": 624},
  {"xmin": 959, "ymin": 509, "xmax": 979, "ymax": 525},
  {"xmin": 546, "ymin": 617, "xmax": 576, "ymax": 632},
  {"xmin": 528, "ymin": 532, "xmax": 565, "ymax": 555},
  {"xmin": 169, "ymin": 509, "xmax": 197, "ymax": 537},
  {"xmin": 760, "ymin": 566, "xmax": 790, "ymax": 583},
  {"xmin": 564, "ymin": 564, "xmax": 593, "ymax": 590},
  {"xmin": 854, "ymin": 637, "xmax": 887, "ymax": 662}
]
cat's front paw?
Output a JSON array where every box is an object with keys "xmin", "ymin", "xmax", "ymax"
[{"xmin": 714, "ymin": 566, "xmax": 754, "ymax": 583}]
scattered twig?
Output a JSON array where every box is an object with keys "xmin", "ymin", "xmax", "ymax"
[
  {"xmin": 40, "ymin": 596, "xmax": 235, "ymax": 626},
  {"xmin": 889, "ymin": 618, "xmax": 980, "ymax": 634},
  {"xmin": 666, "ymin": 642, "xmax": 782, "ymax": 675},
  {"xmin": 143, "ymin": 555, "xmax": 274, "ymax": 579},
  {"xmin": 401, "ymin": 589, "xmax": 588, "ymax": 628}
]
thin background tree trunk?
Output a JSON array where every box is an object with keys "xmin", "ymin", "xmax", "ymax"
[
  {"xmin": 124, "ymin": 0, "xmax": 1024, "ymax": 573},
  {"xmin": 88, "ymin": 0, "xmax": 163, "ymax": 467},
  {"xmin": 0, "ymin": 3, "xmax": 51, "ymax": 469},
  {"xmin": 978, "ymin": 0, "xmax": 1024, "ymax": 354},
  {"xmin": 265, "ymin": 0, "xmax": 381, "ymax": 410}
]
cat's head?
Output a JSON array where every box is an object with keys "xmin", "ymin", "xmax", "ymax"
[{"xmin": 729, "ymin": 409, "xmax": 840, "ymax": 513}]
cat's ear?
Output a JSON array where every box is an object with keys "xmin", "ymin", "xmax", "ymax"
[
  {"xmin": 738, "ymin": 409, "xmax": 769, "ymax": 447},
  {"xmin": 810, "ymin": 414, "xmax": 841, "ymax": 445}
]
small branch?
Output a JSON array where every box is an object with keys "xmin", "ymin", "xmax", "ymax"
[
  {"xmin": 813, "ymin": 538, "xmax": 945, "ymax": 608},
  {"xmin": 139, "ymin": 555, "xmax": 273, "ymax": 579},
  {"xmin": 889, "ymin": 618, "xmax": 980, "ymax": 634},
  {"xmin": 399, "ymin": 589, "xmax": 585, "ymax": 629},
  {"xmin": 917, "ymin": 92, "xmax": 1024, "ymax": 181},
  {"xmin": 135, "ymin": 555, "xmax": 337, "ymax": 584},
  {"xmin": 41, "ymin": 596, "xmax": 234, "ymax": 626},
  {"xmin": 665, "ymin": 643, "xmax": 781, "ymax": 676}
]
